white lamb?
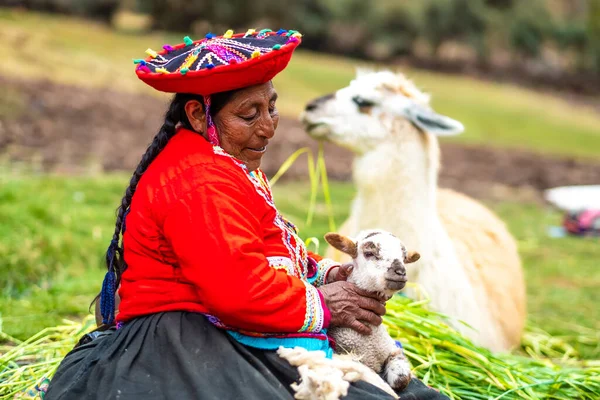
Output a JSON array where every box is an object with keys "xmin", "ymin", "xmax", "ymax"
[{"xmin": 278, "ymin": 229, "xmax": 420, "ymax": 400}]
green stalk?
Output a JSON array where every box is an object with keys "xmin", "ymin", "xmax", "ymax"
[
  {"xmin": 316, "ymin": 143, "xmax": 336, "ymax": 232},
  {"xmin": 305, "ymin": 149, "xmax": 319, "ymax": 227},
  {"xmin": 269, "ymin": 147, "xmax": 312, "ymax": 187},
  {"xmin": 304, "ymin": 237, "xmax": 320, "ymax": 254}
]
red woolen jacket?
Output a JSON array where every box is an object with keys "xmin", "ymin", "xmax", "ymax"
[{"xmin": 117, "ymin": 128, "xmax": 337, "ymax": 334}]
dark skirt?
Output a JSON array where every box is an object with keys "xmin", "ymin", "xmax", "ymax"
[{"xmin": 46, "ymin": 312, "xmax": 449, "ymax": 400}]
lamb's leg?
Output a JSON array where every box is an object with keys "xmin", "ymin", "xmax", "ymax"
[
  {"xmin": 331, "ymin": 354, "xmax": 398, "ymax": 398},
  {"xmin": 383, "ymin": 349, "xmax": 412, "ymax": 391}
]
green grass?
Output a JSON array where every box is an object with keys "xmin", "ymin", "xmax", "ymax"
[
  {"xmin": 0, "ymin": 174, "xmax": 127, "ymax": 338},
  {"xmin": 1, "ymin": 174, "xmax": 598, "ymax": 359},
  {"xmin": 1, "ymin": 9, "xmax": 600, "ymax": 159},
  {"xmin": 492, "ymin": 202, "xmax": 600, "ymax": 333}
]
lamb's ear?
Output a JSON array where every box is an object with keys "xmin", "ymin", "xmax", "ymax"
[
  {"xmin": 402, "ymin": 102, "xmax": 464, "ymax": 136},
  {"xmin": 324, "ymin": 233, "xmax": 358, "ymax": 258},
  {"xmin": 405, "ymin": 251, "xmax": 421, "ymax": 264}
]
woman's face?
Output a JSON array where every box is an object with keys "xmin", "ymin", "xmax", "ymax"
[{"xmin": 213, "ymin": 82, "xmax": 279, "ymax": 172}]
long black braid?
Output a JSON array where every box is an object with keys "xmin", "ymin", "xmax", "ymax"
[{"xmin": 97, "ymin": 90, "xmax": 238, "ymax": 325}]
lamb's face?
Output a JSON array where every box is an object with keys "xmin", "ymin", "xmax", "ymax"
[
  {"xmin": 325, "ymin": 230, "xmax": 420, "ymax": 298},
  {"xmin": 356, "ymin": 231, "xmax": 409, "ymax": 295},
  {"xmin": 301, "ymin": 70, "xmax": 464, "ymax": 154}
]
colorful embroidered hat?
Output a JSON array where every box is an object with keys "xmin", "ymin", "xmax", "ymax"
[
  {"xmin": 135, "ymin": 29, "xmax": 301, "ymax": 95},
  {"xmin": 134, "ymin": 28, "xmax": 301, "ymax": 145}
]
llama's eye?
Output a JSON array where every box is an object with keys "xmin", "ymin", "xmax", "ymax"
[{"xmin": 352, "ymin": 96, "xmax": 375, "ymax": 109}]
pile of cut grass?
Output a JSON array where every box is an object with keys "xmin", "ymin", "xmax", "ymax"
[
  {"xmin": 0, "ymin": 317, "xmax": 95, "ymax": 399},
  {"xmin": 385, "ymin": 294, "xmax": 600, "ymax": 399}
]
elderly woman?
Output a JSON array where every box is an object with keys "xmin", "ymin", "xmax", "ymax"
[{"xmin": 45, "ymin": 30, "xmax": 448, "ymax": 400}]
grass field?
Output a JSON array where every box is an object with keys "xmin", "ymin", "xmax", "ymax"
[
  {"xmin": 1, "ymin": 173, "xmax": 598, "ymax": 359},
  {"xmin": 1, "ymin": 9, "xmax": 600, "ymax": 159},
  {"xmin": 0, "ymin": 8, "xmax": 599, "ymax": 365}
]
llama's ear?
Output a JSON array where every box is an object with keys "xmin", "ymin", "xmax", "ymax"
[
  {"xmin": 402, "ymin": 102, "xmax": 464, "ymax": 136},
  {"xmin": 324, "ymin": 233, "xmax": 358, "ymax": 258},
  {"xmin": 405, "ymin": 251, "xmax": 421, "ymax": 264}
]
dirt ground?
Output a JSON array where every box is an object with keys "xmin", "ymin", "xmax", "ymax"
[{"xmin": 1, "ymin": 76, "xmax": 599, "ymax": 203}]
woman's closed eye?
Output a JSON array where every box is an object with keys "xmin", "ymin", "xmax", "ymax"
[
  {"xmin": 241, "ymin": 105, "xmax": 277, "ymax": 121},
  {"xmin": 240, "ymin": 110, "xmax": 258, "ymax": 121}
]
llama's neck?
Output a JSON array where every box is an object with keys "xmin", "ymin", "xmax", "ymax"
[
  {"xmin": 351, "ymin": 131, "xmax": 440, "ymax": 255},
  {"xmin": 350, "ymin": 130, "xmax": 490, "ymax": 337},
  {"xmin": 348, "ymin": 124, "xmax": 496, "ymax": 344}
]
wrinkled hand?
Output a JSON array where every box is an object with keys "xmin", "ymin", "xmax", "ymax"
[
  {"xmin": 326, "ymin": 263, "xmax": 354, "ymax": 283},
  {"xmin": 318, "ymin": 281, "xmax": 386, "ymax": 335}
]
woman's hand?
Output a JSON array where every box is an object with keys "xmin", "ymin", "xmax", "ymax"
[
  {"xmin": 326, "ymin": 263, "xmax": 354, "ymax": 283},
  {"xmin": 318, "ymin": 282, "xmax": 386, "ymax": 335}
]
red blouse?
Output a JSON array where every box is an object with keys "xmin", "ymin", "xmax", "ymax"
[{"xmin": 117, "ymin": 128, "xmax": 337, "ymax": 335}]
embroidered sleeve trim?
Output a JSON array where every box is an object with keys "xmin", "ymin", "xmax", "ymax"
[
  {"xmin": 299, "ymin": 282, "xmax": 325, "ymax": 333},
  {"xmin": 267, "ymin": 256, "xmax": 295, "ymax": 276},
  {"xmin": 314, "ymin": 258, "xmax": 340, "ymax": 287}
]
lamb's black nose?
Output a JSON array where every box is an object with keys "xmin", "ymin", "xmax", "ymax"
[
  {"xmin": 391, "ymin": 259, "xmax": 406, "ymax": 276},
  {"xmin": 305, "ymin": 93, "xmax": 334, "ymax": 111}
]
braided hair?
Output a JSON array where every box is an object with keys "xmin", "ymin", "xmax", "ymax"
[{"xmin": 98, "ymin": 90, "xmax": 237, "ymax": 325}]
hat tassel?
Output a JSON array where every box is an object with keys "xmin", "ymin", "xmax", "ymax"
[{"xmin": 203, "ymin": 95, "xmax": 219, "ymax": 146}]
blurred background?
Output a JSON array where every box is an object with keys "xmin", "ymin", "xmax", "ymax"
[{"xmin": 0, "ymin": 0, "xmax": 598, "ymax": 359}]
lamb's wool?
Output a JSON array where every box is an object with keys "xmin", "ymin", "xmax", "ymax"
[
  {"xmin": 279, "ymin": 230, "xmax": 414, "ymax": 400},
  {"xmin": 325, "ymin": 230, "xmax": 415, "ymax": 391},
  {"xmin": 277, "ymin": 347, "xmax": 398, "ymax": 400}
]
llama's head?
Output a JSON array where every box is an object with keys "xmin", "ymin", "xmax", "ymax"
[
  {"xmin": 325, "ymin": 230, "xmax": 420, "ymax": 298},
  {"xmin": 301, "ymin": 70, "xmax": 464, "ymax": 154}
]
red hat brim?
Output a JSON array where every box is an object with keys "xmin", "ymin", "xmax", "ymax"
[{"xmin": 136, "ymin": 32, "xmax": 300, "ymax": 96}]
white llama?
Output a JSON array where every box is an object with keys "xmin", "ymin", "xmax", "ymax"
[{"xmin": 301, "ymin": 70, "xmax": 526, "ymax": 351}]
